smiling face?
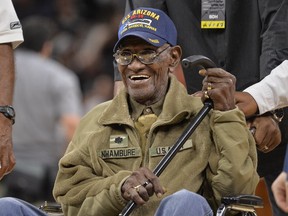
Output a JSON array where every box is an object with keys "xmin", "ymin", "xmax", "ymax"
[{"xmin": 116, "ymin": 37, "xmax": 178, "ymax": 105}]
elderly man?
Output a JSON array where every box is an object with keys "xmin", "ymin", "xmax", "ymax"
[
  {"xmin": 0, "ymin": 7, "xmax": 259, "ymax": 216},
  {"xmin": 52, "ymin": 7, "xmax": 258, "ymax": 215}
]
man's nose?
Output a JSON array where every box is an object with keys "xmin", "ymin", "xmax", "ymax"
[{"xmin": 128, "ymin": 55, "xmax": 145, "ymax": 67}]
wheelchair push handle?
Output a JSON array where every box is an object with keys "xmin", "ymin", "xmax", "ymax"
[
  {"xmin": 182, "ymin": 55, "xmax": 217, "ymax": 70},
  {"xmin": 182, "ymin": 55, "xmax": 216, "ymax": 107},
  {"xmin": 221, "ymin": 194, "xmax": 263, "ymax": 208}
]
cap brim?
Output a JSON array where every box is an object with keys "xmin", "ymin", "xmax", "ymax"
[{"xmin": 113, "ymin": 31, "xmax": 167, "ymax": 52}]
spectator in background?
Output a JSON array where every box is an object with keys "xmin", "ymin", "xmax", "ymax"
[
  {"xmin": 69, "ymin": 1, "xmax": 123, "ymax": 95},
  {"xmin": 11, "ymin": 0, "xmax": 125, "ymax": 108},
  {"xmin": 82, "ymin": 74, "xmax": 114, "ymax": 113},
  {"xmin": 0, "ymin": 0, "xmax": 23, "ymax": 180},
  {"xmin": 0, "ymin": 16, "xmax": 83, "ymax": 203}
]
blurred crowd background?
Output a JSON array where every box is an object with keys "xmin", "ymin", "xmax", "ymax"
[
  {"xmin": 14, "ymin": 0, "xmax": 126, "ymax": 113},
  {"xmin": 0, "ymin": 0, "xmax": 127, "ymax": 205}
]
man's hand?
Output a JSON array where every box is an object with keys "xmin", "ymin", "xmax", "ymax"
[
  {"xmin": 0, "ymin": 116, "xmax": 15, "ymax": 180},
  {"xmin": 196, "ymin": 69, "xmax": 281, "ymax": 153},
  {"xmin": 272, "ymin": 172, "xmax": 288, "ymax": 213},
  {"xmin": 247, "ymin": 115, "xmax": 281, "ymax": 152},
  {"xmin": 199, "ymin": 68, "xmax": 236, "ymax": 111},
  {"xmin": 235, "ymin": 92, "xmax": 282, "ymax": 153},
  {"xmin": 235, "ymin": 92, "xmax": 259, "ymax": 117},
  {"xmin": 121, "ymin": 167, "xmax": 166, "ymax": 205}
]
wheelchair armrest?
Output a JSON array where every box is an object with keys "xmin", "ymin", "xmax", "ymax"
[
  {"xmin": 216, "ymin": 195, "xmax": 263, "ymax": 216},
  {"xmin": 39, "ymin": 201, "xmax": 63, "ymax": 215},
  {"xmin": 221, "ymin": 195, "xmax": 263, "ymax": 208}
]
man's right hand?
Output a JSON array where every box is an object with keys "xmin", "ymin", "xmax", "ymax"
[{"xmin": 121, "ymin": 167, "xmax": 166, "ymax": 205}]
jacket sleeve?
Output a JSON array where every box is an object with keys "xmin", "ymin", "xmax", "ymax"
[
  {"xmin": 206, "ymin": 107, "xmax": 259, "ymax": 205},
  {"xmin": 53, "ymin": 134, "xmax": 131, "ymax": 216}
]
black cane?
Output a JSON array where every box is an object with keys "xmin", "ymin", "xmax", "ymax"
[{"xmin": 119, "ymin": 55, "xmax": 216, "ymax": 216}]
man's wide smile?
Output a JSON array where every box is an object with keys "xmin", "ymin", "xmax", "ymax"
[
  {"xmin": 128, "ymin": 75, "xmax": 151, "ymax": 85},
  {"xmin": 129, "ymin": 74, "xmax": 150, "ymax": 81}
]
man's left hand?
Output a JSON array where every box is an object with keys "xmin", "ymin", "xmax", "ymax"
[{"xmin": 247, "ymin": 115, "xmax": 281, "ymax": 152}]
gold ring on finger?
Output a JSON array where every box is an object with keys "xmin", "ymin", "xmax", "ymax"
[
  {"xmin": 204, "ymin": 91, "xmax": 209, "ymax": 99},
  {"xmin": 207, "ymin": 83, "xmax": 212, "ymax": 91},
  {"xmin": 264, "ymin": 145, "xmax": 269, "ymax": 150},
  {"xmin": 133, "ymin": 184, "xmax": 141, "ymax": 193},
  {"xmin": 249, "ymin": 127, "xmax": 256, "ymax": 136},
  {"xmin": 142, "ymin": 181, "xmax": 150, "ymax": 187}
]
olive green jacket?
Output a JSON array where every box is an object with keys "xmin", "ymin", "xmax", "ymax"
[{"xmin": 53, "ymin": 75, "xmax": 259, "ymax": 216}]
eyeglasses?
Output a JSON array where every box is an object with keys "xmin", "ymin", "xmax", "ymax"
[{"xmin": 113, "ymin": 46, "xmax": 170, "ymax": 66}]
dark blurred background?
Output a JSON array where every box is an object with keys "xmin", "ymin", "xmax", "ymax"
[{"xmin": 13, "ymin": 0, "xmax": 126, "ymax": 112}]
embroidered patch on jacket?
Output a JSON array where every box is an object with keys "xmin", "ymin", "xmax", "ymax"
[
  {"xmin": 98, "ymin": 147, "xmax": 141, "ymax": 159},
  {"xmin": 149, "ymin": 139, "xmax": 194, "ymax": 157},
  {"xmin": 110, "ymin": 135, "xmax": 128, "ymax": 148}
]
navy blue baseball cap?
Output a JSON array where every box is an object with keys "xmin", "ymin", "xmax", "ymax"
[{"xmin": 113, "ymin": 7, "xmax": 177, "ymax": 52}]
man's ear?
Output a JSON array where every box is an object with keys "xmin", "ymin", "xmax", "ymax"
[
  {"xmin": 169, "ymin": 46, "xmax": 186, "ymax": 87},
  {"xmin": 169, "ymin": 45, "xmax": 182, "ymax": 70}
]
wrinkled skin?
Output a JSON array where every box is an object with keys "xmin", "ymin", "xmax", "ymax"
[
  {"xmin": 194, "ymin": 77, "xmax": 282, "ymax": 153},
  {"xmin": 121, "ymin": 167, "xmax": 165, "ymax": 205},
  {"xmin": 199, "ymin": 68, "xmax": 236, "ymax": 111},
  {"xmin": 117, "ymin": 36, "xmax": 237, "ymax": 205},
  {"xmin": 117, "ymin": 37, "xmax": 178, "ymax": 106},
  {"xmin": 247, "ymin": 116, "xmax": 281, "ymax": 153}
]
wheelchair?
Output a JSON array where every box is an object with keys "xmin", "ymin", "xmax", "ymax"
[
  {"xmin": 40, "ymin": 194, "xmax": 263, "ymax": 216},
  {"xmin": 216, "ymin": 194, "xmax": 263, "ymax": 216},
  {"xmin": 39, "ymin": 201, "xmax": 63, "ymax": 216}
]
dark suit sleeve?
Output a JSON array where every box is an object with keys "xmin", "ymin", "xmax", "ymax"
[{"xmin": 259, "ymin": 0, "xmax": 288, "ymax": 78}]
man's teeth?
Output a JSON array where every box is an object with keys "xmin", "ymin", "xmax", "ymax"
[{"xmin": 130, "ymin": 75, "xmax": 149, "ymax": 80}]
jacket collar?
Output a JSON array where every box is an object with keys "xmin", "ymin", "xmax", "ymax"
[{"xmin": 99, "ymin": 75, "xmax": 200, "ymax": 126}]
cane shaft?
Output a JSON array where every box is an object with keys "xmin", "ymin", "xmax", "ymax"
[{"xmin": 119, "ymin": 101, "xmax": 212, "ymax": 216}]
